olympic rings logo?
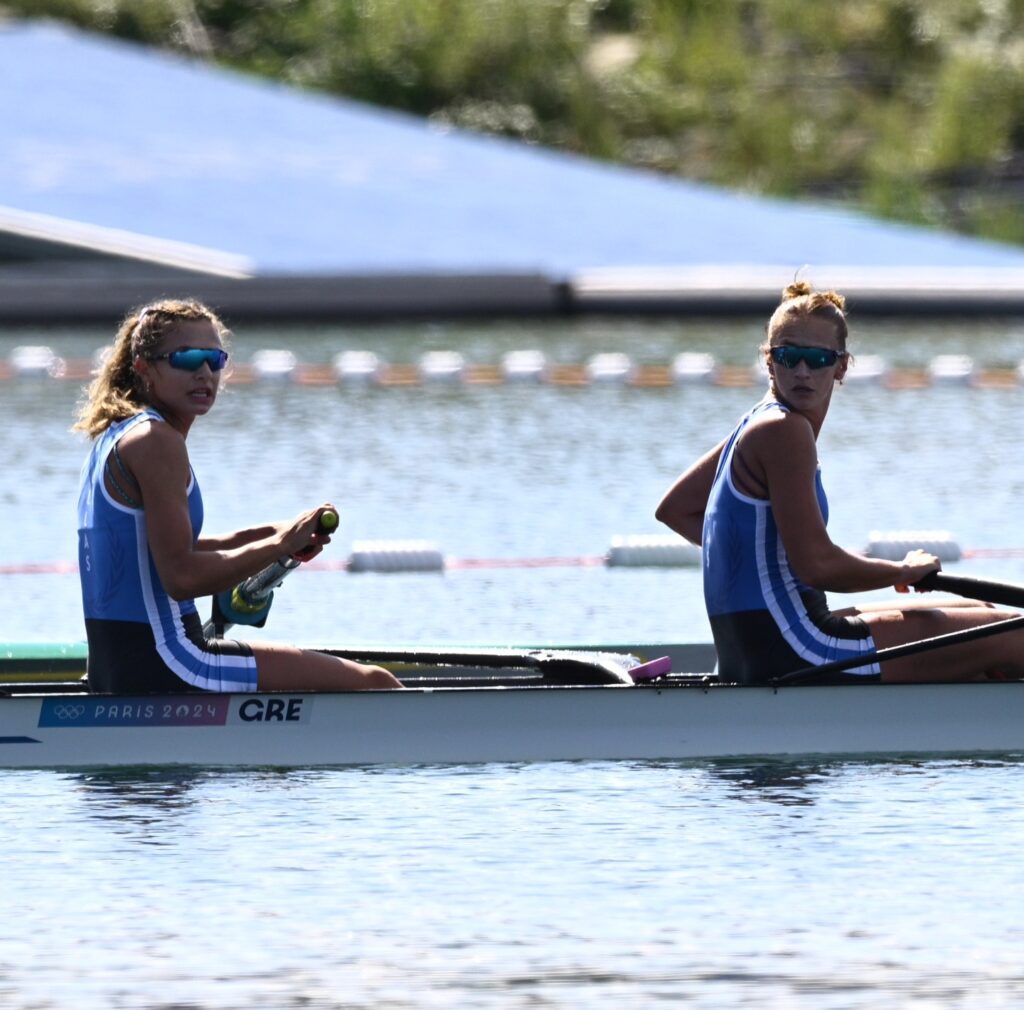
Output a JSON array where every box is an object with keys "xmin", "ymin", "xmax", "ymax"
[{"xmin": 51, "ymin": 704, "xmax": 85, "ymax": 721}]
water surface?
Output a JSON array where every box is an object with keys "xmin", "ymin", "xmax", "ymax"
[
  {"xmin": 2, "ymin": 759, "xmax": 1023, "ymax": 1009},
  {"xmin": 1, "ymin": 316, "xmax": 1023, "ymax": 1008}
]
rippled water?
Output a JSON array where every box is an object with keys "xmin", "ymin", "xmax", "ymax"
[
  {"xmin": 2, "ymin": 316, "xmax": 1024, "ymax": 1008},
  {"xmin": 3, "ymin": 759, "xmax": 1024, "ymax": 1009}
]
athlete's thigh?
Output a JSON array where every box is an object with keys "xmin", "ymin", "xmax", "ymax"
[
  {"xmin": 860, "ymin": 606, "xmax": 1017, "ymax": 682},
  {"xmin": 833, "ymin": 598, "xmax": 993, "ymax": 618},
  {"xmin": 252, "ymin": 642, "xmax": 400, "ymax": 691}
]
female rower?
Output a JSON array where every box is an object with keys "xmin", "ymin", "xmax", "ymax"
[
  {"xmin": 656, "ymin": 281, "xmax": 1024, "ymax": 684},
  {"xmin": 74, "ymin": 298, "xmax": 402, "ymax": 694}
]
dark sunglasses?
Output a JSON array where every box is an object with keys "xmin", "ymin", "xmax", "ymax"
[
  {"xmin": 770, "ymin": 346, "xmax": 846, "ymax": 370},
  {"xmin": 147, "ymin": 348, "xmax": 229, "ymax": 372}
]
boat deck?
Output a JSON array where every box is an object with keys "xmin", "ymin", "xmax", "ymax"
[{"xmin": 0, "ymin": 642, "xmax": 719, "ymax": 685}]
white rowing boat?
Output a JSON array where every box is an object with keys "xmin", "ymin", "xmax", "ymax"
[
  {"xmin": 3, "ymin": 570, "xmax": 1020, "ymax": 769},
  {"xmin": 2, "ymin": 644, "xmax": 1023, "ymax": 768}
]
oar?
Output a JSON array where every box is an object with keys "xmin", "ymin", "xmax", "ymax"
[
  {"xmin": 204, "ymin": 509, "xmax": 339, "ymax": 638},
  {"xmin": 774, "ymin": 613, "xmax": 1024, "ymax": 686},
  {"xmin": 916, "ymin": 571, "xmax": 1024, "ymax": 609},
  {"xmin": 318, "ymin": 646, "xmax": 636, "ymax": 685}
]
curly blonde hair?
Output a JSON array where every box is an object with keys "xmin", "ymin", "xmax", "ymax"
[{"xmin": 73, "ymin": 298, "xmax": 229, "ymax": 438}]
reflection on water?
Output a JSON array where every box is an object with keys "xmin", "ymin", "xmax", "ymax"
[
  {"xmin": 707, "ymin": 761, "xmax": 835, "ymax": 805},
  {"xmin": 75, "ymin": 769, "xmax": 207, "ymax": 832}
]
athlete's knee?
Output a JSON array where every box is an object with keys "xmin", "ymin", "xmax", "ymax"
[{"xmin": 361, "ymin": 664, "xmax": 403, "ymax": 689}]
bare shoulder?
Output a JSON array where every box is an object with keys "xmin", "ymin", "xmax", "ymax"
[
  {"xmin": 118, "ymin": 417, "xmax": 189, "ymax": 471},
  {"xmin": 739, "ymin": 406, "xmax": 815, "ymax": 457}
]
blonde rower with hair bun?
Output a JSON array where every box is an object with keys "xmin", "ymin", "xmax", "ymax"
[
  {"xmin": 75, "ymin": 299, "xmax": 402, "ymax": 695},
  {"xmin": 656, "ymin": 280, "xmax": 1024, "ymax": 684}
]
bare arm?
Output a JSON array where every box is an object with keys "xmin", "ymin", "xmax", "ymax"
[
  {"xmin": 119, "ymin": 422, "xmax": 333, "ymax": 601},
  {"xmin": 197, "ymin": 526, "xmax": 281, "ymax": 551},
  {"xmin": 655, "ymin": 439, "xmax": 727, "ymax": 545},
  {"xmin": 754, "ymin": 413, "xmax": 938, "ymax": 592}
]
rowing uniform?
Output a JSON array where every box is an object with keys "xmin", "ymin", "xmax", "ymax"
[
  {"xmin": 77, "ymin": 409, "xmax": 259, "ymax": 694},
  {"xmin": 702, "ymin": 398, "xmax": 880, "ymax": 684}
]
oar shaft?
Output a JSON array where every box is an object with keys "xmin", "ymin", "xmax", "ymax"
[
  {"xmin": 319, "ymin": 647, "xmax": 634, "ymax": 685},
  {"xmin": 917, "ymin": 572, "xmax": 1024, "ymax": 609},
  {"xmin": 233, "ymin": 557, "xmax": 299, "ymax": 608}
]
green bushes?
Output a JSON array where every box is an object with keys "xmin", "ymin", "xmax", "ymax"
[{"xmin": 7, "ymin": 0, "xmax": 1024, "ymax": 245}]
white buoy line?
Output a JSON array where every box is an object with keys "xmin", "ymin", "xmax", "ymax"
[
  {"xmin": 325, "ymin": 530, "xmax": 977, "ymax": 573},
  {"xmin": 7, "ymin": 346, "xmax": 1024, "ymax": 388},
  {"xmin": 3, "ymin": 531, "xmax": 1021, "ymax": 579}
]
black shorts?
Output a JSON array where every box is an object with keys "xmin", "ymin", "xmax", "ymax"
[
  {"xmin": 86, "ymin": 613, "xmax": 255, "ymax": 694},
  {"xmin": 711, "ymin": 593, "xmax": 880, "ymax": 685}
]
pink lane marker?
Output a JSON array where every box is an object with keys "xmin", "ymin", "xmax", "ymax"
[{"xmin": 629, "ymin": 656, "xmax": 672, "ymax": 682}]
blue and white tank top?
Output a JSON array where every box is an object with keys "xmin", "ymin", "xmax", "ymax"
[
  {"xmin": 702, "ymin": 399, "xmax": 827, "ymax": 621},
  {"xmin": 77, "ymin": 409, "xmax": 202, "ymax": 627}
]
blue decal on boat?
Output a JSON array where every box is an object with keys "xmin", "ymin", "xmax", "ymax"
[
  {"xmin": 39, "ymin": 696, "xmax": 230, "ymax": 728},
  {"xmin": 0, "ymin": 736, "xmax": 41, "ymax": 744}
]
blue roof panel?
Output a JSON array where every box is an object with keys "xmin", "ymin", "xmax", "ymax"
[{"xmin": 4, "ymin": 20, "xmax": 1024, "ymax": 275}]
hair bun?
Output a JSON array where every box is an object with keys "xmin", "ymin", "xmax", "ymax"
[
  {"xmin": 781, "ymin": 281, "xmax": 846, "ymax": 312},
  {"xmin": 782, "ymin": 281, "xmax": 813, "ymax": 301}
]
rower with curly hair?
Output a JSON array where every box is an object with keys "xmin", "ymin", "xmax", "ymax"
[{"xmin": 75, "ymin": 298, "xmax": 401, "ymax": 694}]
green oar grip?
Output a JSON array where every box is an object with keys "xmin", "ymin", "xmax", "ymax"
[{"xmin": 230, "ymin": 585, "xmax": 273, "ymax": 615}]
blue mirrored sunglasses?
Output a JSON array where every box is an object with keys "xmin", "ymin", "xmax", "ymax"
[
  {"xmin": 770, "ymin": 345, "xmax": 846, "ymax": 370},
  {"xmin": 147, "ymin": 348, "xmax": 229, "ymax": 372}
]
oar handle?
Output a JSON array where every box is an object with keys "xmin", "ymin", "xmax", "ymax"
[
  {"xmin": 205, "ymin": 509, "xmax": 339, "ymax": 637},
  {"xmin": 235, "ymin": 509, "xmax": 339, "ymax": 607},
  {"xmin": 917, "ymin": 571, "xmax": 1024, "ymax": 609}
]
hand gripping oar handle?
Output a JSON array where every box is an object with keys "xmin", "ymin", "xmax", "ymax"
[
  {"xmin": 916, "ymin": 571, "xmax": 1024, "ymax": 609},
  {"xmin": 205, "ymin": 509, "xmax": 339, "ymax": 637},
  {"xmin": 234, "ymin": 509, "xmax": 339, "ymax": 608}
]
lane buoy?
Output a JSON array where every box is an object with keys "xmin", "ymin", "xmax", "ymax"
[
  {"xmin": 419, "ymin": 350, "xmax": 465, "ymax": 383},
  {"xmin": 670, "ymin": 352, "xmax": 718, "ymax": 384},
  {"xmin": 844, "ymin": 354, "xmax": 889, "ymax": 383},
  {"xmin": 501, "ymin": 349, "xmax": 548, "ymax": 382},
  {"xmin": 333, "ymin": 350, "xmax": 383, "ymax": 384},
  {"xmin": 585, "ymin": 352, "xmax": 636, "ymax": 384},
  {"xmin": 606, "ymin": 534, "xmax": 701, "ymax": 567},
  {"xmin": 927, "ymin": 354, "xmax": 976, "ymax": 385},
  {"xmin": 11, "ymin": 345, "xmax": 64, "ymax": 378},
  {"xmin": 251, "ymin": 349, "xmax": 298, "ymax": 381},
  {"xmin": 347, "ymin": 540, "xmax": 446, "ymax": 573},
  {"xmin": 863, "ymin": 530, "xmax": 963, "ymax": 563}
]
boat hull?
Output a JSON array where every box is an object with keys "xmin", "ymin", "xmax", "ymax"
[{"xmin": 3, "ymin": 680, "xmax": 1024, "ymax": 768}]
